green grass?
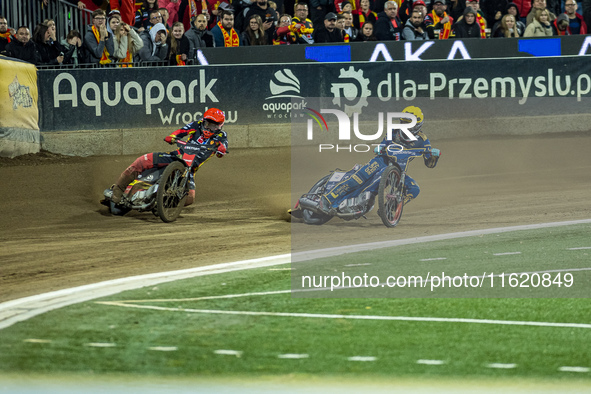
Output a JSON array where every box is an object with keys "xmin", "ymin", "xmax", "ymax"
[
  {"xmin": 0, "ymin": 225, "xmax": 589, "ymax": 380},
  {"xmin": 293, "ymin": 223, "xmax": 591, "ymax": 298}
]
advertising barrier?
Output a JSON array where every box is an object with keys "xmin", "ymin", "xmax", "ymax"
[{"xmin": 39, "ymin": 55, "xmax": 591, "ymax": 133}]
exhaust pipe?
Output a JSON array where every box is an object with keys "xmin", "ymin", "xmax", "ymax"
[{"xmin": 298, "ymin": 197, "xmax": 322, "ymax": 214}]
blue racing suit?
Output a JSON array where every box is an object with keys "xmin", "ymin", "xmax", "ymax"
[{"xmin": 321, "ymin": 130, "xmax": 439, "ymax": 209}]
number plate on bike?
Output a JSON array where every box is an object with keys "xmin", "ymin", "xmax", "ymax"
[{"xmin": 329, "ymin": 172, "xmax": 346, "ymax": 183}]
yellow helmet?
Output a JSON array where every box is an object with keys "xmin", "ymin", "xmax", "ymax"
[{"xmin": 402, "ymin": 106, "xmax": 424, "ymax": 135}]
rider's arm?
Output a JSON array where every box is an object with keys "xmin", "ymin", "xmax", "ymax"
[
  {"xmin": 374, "ymin": 137, "xmax": 392, "ymax": 154},
  {"xmin": 164, "ymin": 121, "xmax": 198, "ymax": 143},
  {"xmin": 420, "ymin": 135, "xmax": 440, "ymax": 168},
  {"xmin": 214, "ymin": 131, "xmax": 228, "ymax": 157},
  {"xmin": 424, "ymin": 152, "xmax": 439, "ymax": 168}
]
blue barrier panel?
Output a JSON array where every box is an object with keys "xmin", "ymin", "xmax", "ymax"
[{"xmin": 519, "ymin": 38, "xmax": 562, "ymax": 57}]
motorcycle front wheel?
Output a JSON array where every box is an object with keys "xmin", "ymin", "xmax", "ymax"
[
  {"xmin": 156, "ymin": 161, "xmax": 188, "ymax": 223},
  {"xmin": 302, "ymin": 174, "xmax": 332, "ymax": 225},
  {"xmin": 377, "ymin": 165, "xmax": 404, "ymax": 228}
]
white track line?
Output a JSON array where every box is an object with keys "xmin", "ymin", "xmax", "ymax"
[
  {"xmin": 278, "ymin": 353, "xmax": 309, "ymax": 359},
  {"xmin": 2, "ymin": 218, "xmax": 591, "ymax": 331},
  {"xmin": 486, "ymin": 363, "xmax": 517, "ymax": 369},
  {"xmin": 559, "ymin": 366, "xmax": 590, "ymax": 373},
  {"xmin": 85, "ymin": 342, "xmax": 116, "ymax": 348},
  {"xmin": 95, "ymin": 301, "xmax": 591, "ymax": 329},
  {"xmin": 348, "ymin": 356, "xmax": 376, "ymax": 362},
  {"xmin": 148, "ymin": 346, "xmax": 178, "ymax": 352},
  {"xmin": 214, "ymin": 349, "xmax": 243, "ymax": 357},
  {"xmin": 0, "ymin": 254, "xmax": 290, "ymax": 331},
  {"xmin": 416, "ymin": 359, "xmax": 445, "ymax": 365}
]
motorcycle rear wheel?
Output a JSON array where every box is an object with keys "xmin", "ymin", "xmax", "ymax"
[
  {"xmin": 378, "ymin": 165, "xmax": 404, "ymax": 228},
  {"xmin": 156, "ymin": 161, "xmax": 188, "ymax": 223},
  {"xmin": 302, "ymin": 174, "xmax": 332, "ymax": 225}
]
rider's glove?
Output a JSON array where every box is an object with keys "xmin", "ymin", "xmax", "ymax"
[
  {"xmin": 164, "ymin": 135, "xmax": 176, "ymax": 144},
  {"xmin": 216, "ymin": 144, "xmax": 227, "ymax": 157},
  {"xmin": 431, "ymin": 148, "xmax": 441, "ymax": 157}
]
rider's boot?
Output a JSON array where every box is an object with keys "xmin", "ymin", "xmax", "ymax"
[{"xmin": 111, "ymin": 172, "xmax": 136, "ymax": 204}]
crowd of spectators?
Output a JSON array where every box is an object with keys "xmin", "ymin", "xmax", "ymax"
[{"xmin": 0, "ymin": 0, "xmax": 588, "ymax": 66}]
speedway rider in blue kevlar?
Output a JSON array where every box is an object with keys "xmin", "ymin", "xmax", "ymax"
[
  {"xmin": 110, "ymin": 108, "xmax": 228, "ymax": 206},
  {"xmin": 319, "ymin": 106, "xmax": 441, "ymax": 214}
]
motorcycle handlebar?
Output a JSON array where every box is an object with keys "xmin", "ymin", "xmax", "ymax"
[
  {"xmin": 376, "ymin": 145, "xmax": 430, "ymax": 155},
  {"xmin": 173, "ymin": 139, "xmax": 218, "ymax": 152}
]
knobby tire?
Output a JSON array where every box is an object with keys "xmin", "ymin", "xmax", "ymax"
[
  {"xmin": 377, "ymin": 165, "xmax": 404, "ymax": 228},
  {"xmin": 156, "ymin": 161, "xmax": 188, "ymax": 223}
]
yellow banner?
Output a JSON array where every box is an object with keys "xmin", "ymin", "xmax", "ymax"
[{"xmin": 0, "ymin": 56, "xmax": 39, "ymax": 130}]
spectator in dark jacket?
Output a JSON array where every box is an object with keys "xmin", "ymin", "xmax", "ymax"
[
  {"xmin": 4, "ymin": 26, "xmax": 41, "ymax": 65},
  {"xmin": 342, "ymin": 11, "xmax": 359, "ymax": 40},
  {"xmin": 374, "ymin": 0, "xmax": 403, "ymax": 40},
  {"xmin": 185, "ymin": 13, "xmax": 215, "ymax": 58},
  {"xmin": 451, "ymin": 6, "xmax": 484, "ymax": 37},
  {"xmin": 33, "ymin": 22, "xmax": 67, "ymax": 65},
  {"xmin": 243, "ymin": 0, "xmax": 278, "ymax": 45},
  {"xmin": 0, "ymin": 15, "xmax": 13, "ymax": 53},
  {"xmin": 242, "ymin": 14, "xmax": 269, "ymax": 45},
  {"xmin": 354, "ymin": 20, "xmax": 377, "ymax": 40},
  {"xmin": 167, "ymin": 21, "xmax": 190, "ymax": 64},
  {"xmin": 312, "ymin": 12, "xmax": 346, "ymax": 42},
  {"xmin": 402, "ymin": 8, "xmax": 428, "ymax": 39},
  {"xmin": 61, "ymin": 29, "xmax": 88, "ymax": 65},
  {"xmin": 564, "ymin": 0, "xmax": 587, "ymax": 34},
  {"xmin": 138, "ymin": 22, "xmax": 168, "ymax": 61}
]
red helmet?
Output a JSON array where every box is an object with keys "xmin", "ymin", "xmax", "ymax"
[
  {"xmin": 202, "ymin": 108, "xmax": 225, "ymax": 138},
  {"xmin": 203, "ymin": 108, "xmax": 225, "ymax": 125}
]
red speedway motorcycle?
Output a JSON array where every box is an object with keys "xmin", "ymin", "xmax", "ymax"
[{"xmin": 101, "ymin": 139, "xmax": 219, "ymax": 223}]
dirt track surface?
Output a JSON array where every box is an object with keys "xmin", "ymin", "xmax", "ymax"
[{"xmin": 2, "ymin": 133, "xmax": 591, "ymax": 303}]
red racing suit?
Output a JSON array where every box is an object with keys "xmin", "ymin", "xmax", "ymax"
[{"xmin": 123, "ymin": 120, "xmax": 228, "ymax": 205}]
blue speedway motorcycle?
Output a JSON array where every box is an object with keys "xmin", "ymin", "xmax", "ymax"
[{"xmin": 290, "ymin": 144, "xmax": 429, "ymax": 228}]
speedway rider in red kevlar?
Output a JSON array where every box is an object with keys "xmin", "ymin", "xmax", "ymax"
[{"xmin": 110, "ymin": 108, "xmax": 228, "ymax": 206}]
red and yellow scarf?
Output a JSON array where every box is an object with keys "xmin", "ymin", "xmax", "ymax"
[
  {"xmin": 217, "ymin": 21, "xmax": 239, "ymax": 47},
  {"xmin": 119, "ymin": 49, "xmax": 133, "ymax": 67},
  {"xmin": 430, "ymin": 11, "xmax": 452, "ymax": 39},
  {"xmin": 92, "ymin": 25, "xmax": 111, "ymax": 64},
  {"xmin": 189, "ymin": 0, "xmax": 199, "ymax": 18},
  {"xmin": 0, "ymin": 31, "xmax": 11, "ymax": 43},
  {"xmin": 476, "ymin": 13, "xmax": 487, "ymax": 38},
  {"xmin": 356, "ymin": 10, "xmax": 376, "ymax": 27}
]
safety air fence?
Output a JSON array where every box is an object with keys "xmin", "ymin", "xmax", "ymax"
[{"xmin": 35, "ymin": 35, "xmax": 591, "ymax": 155}]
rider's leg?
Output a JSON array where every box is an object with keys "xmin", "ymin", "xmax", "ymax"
[
  {"xmin": 320, "ymin": 156, "xmax": 386, "ymax": 212},
  {"xmin": 185, "ymin": 189, "xmax": 195, "ymax": 206},
  {"xmin": 183, "ymin": 175, "xmax": 197, "ymax": 206},
  {"xmin": 112, "ymin": 153, "xmax": 167, "ymax": 203},
  {"xmin": 403, "ymin": 175, "xmax": 420, "ymax": 205}
]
